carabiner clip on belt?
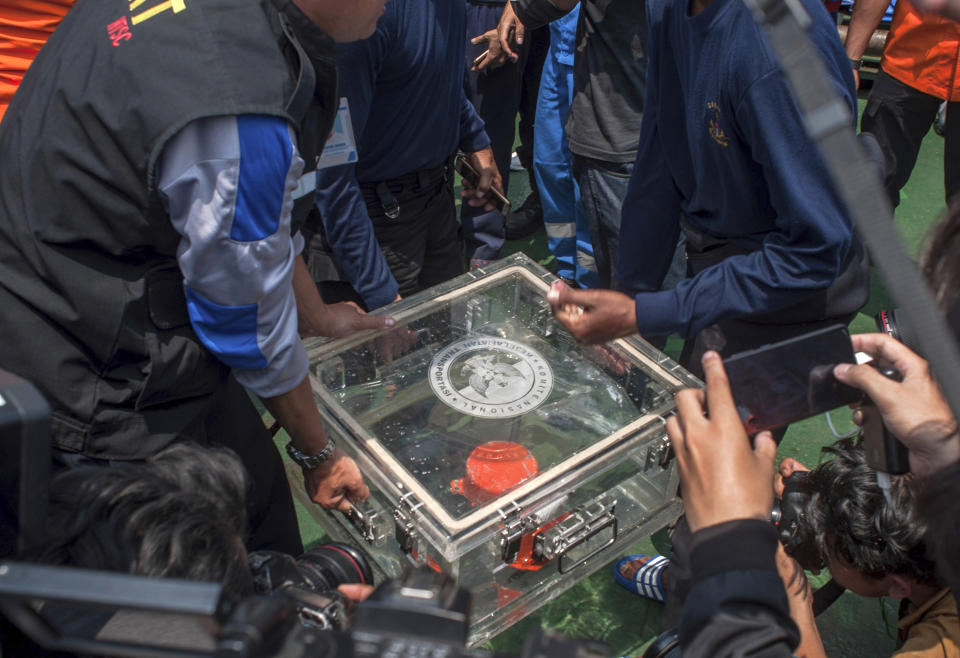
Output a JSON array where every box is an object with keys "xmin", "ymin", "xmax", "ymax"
[{"xmin": 375, "ymin": 181, "xmax": 400, "ymax": 219}]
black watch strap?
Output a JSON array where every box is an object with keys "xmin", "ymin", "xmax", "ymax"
[
  {"xmin": 286, "ymin": 438, "xmax": 336, "ymax": 470},
  {"xmin": 849, "ymin": 58, "xmax": 863, "ymax": 70}
]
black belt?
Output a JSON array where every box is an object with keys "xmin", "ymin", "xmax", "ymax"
[{"xmin": 360, "ymin": 160, "xmax": 452, "ymax": 220}]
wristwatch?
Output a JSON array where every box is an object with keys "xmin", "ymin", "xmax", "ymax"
[
  {"xmin": 286, "ymin": 438, "xmax": 336, "ymax": 470},
  {"xmin": 849, "ymin": 58, "xmax": 863, "ymax": 71}
]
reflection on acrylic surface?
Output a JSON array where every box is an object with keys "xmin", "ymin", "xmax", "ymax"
[{"xmin": 316, "ymin": 275, "xmax": 674, "ymax": 520}]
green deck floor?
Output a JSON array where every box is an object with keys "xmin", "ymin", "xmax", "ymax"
[{"xmin": 283, "ymin": 91, "xmax": 948, "ymax": 657}]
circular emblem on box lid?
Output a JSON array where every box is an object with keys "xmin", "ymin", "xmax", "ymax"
[{"xmin": 429, "ymin": 337, "xmax": 554, "ymax": 418}]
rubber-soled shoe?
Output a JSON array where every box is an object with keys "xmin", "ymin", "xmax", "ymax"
[{"xmin": 613, "ymin": 554, "xmax": 669, "ymax": 602}]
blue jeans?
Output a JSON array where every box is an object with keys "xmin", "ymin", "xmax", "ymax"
[
  {"xmin": 573, "ymin": 155, "xmax": 686, "ymax": 293},
  {"xmin": 571, "ymin": 155, "xmax": 633, "ymax": 290}
]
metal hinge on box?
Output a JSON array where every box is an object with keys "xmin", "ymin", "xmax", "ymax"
[
  {"xmin": 464, "ymin": 296, "xmax": 493, "ymax": 333},
  {"xmin": 644, "ymin": 434, "xmax": 674, "ymax": 471},
  {"xmin": 498, "ymin": 500, "xmax": 527, "ymax": 565},
  {"xmin": 530, "ymin": 297, "xmax": 556, "ymax": 338}
]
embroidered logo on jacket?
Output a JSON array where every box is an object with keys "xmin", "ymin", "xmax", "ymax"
[
  {"xmin": 706, "ymin": 102, "xmax": 729, "ymax": 147},
  {"xmin": 107, "ymin": 0, "xmax": 187, "ymax": 46}
]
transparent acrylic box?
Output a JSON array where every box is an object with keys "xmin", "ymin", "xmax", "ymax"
[{"xmin": 288, "ymin": 253, "xmax": 700, "ymax": 646}]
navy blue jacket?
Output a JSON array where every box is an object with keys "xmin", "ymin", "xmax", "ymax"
[
  {"xmin": 618, "ymin": 0, "xmax": 858, "ymax": 338},
  {"xmin": 680, "ymin": 520, "xmax": 800, "ymax": 657},
  {"xmin": 313, "ymin": 0, "xmax": 489, "ymax": 309}
]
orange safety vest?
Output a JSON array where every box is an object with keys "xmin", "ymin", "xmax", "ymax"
[
  {"xmin": 881, "ymin": 0, "xmax": 960, "ymax": 102},
  {"xmin": 0, "ymin": 0, "xmax": 74, "ymax": 123}
]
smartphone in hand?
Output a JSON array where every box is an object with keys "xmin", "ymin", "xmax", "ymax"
[
  {"xmin": 723, "ymin": 325, "xmax": 861, "ymax": 434},
  {"xmin": 454, "ymin": 153, "xmax": 512, "ymax": 216}
]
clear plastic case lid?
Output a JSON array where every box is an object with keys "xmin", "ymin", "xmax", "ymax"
[{"xmin": 306, "ymin": 254, "xmax": 694, "ymax": 534}]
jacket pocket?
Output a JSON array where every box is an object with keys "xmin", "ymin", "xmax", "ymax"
[{"xmin": 134, "ymin": 265, "xmax": 226, "ymax": 409}]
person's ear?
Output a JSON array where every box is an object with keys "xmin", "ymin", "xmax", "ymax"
[{"xmin": 887, "ymin": 574, "xmax": 913, "ymax": 600}]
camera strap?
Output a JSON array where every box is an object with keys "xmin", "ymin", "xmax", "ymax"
[{"xmin": 740, "ymin": 0, "xmax": 960, "ymax": 424}]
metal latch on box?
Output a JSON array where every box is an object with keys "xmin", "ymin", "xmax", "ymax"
[
  {"xmin": 644, "ymin": 434, "xmax": 674, "ymax": 471},
  {"xmin": 500, "ymin": 499, "xmax": 618, "ymax": 574},
  {"xmin": 393, "ymin": 492, "xmax": 426, "ymax": 564},
  {"xmin": 344, "ymin": 500, "xmax": 387, "ymax": 547}
]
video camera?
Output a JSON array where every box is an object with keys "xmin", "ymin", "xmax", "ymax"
[
  {"xmin": 0, "ymin": 369, "xmax": 608, "ymax": 658},
  {"xmin": 0, "ymin": 559, "xmax": 608, "ymax": 658}
]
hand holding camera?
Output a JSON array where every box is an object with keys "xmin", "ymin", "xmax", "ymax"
[{"xmin": 833, "ymin": 333, "xmax": 960, "ymax": 476}]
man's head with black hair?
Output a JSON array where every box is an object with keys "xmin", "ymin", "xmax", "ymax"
[
  {"xmin": 805, "ymin": 438, "xmax": 939, "ymax": 599},
  {"xmin": 33, "ymin": 443, "xmax": 254, "ymax": 600}
]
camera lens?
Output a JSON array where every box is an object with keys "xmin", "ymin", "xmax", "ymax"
[
  {"xmin": 296, "ymin": 542, "xmax": 374, "ymax": 592},
  {"xmin": 875, "ymin": 309, "xmax": 901, "ymax": 342},
  {"xmin": 875, "ymin": 308, "xmax": 919, "ymax": 354}
]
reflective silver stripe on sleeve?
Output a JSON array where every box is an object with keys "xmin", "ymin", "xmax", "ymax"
[
  {"xmin": 577, "ymin": 250, "xmax": 598, "ymax": 273},
  {"xmin": 545, "ymin": 222, "xmax": 576, "ymax": 239},
  {"xmin": 293, "ymin": 169, "xmax": 317, "ymax": 200}
]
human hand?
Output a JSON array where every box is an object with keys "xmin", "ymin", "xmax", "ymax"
[
  {"xmin": 338, "ymin": 583, "xmax": 375, "ymax": 602},
  {"xmin": 304, "ymin": 448, "xmax": 371, "ymax": 512},
  {"xmin": 311, "ymin": 301, "xmax": 395, "ymax": 338},
  {"xmin": 833, "ymin": 333, "xmax": 960, "ymax": 476},
  {"xmin": 775, "ymin": 543, "xmax": 826, "ymax": 658},
  {"xmin": 470, "ymin": 29, "xmax": 507, "ymax": 70},
  {"xmin": 774, "ymin": 457, "xmax": 811, "ymax": 497},
  {"xmin": 587, "ymin": 343, "xmax": 630, "ymax": 376},
  {"xmin": 853, "ymin": 68, "xmax": 860, "ymax": 90},
  {"xmin": 373, "ymin": 325, "xmax": 419, "ymax": 365},
  {"xmin": 497, "ymin": 0, "xmax": 525, "ymax": 61},
  {"xmin": 460, "ymin": 146, "xmax": 505, "ymax": 212},
  {"xmin": 546, "ymin": 280, "xmax": 637, "ymax": 344},
  {"xmin": 667, "ymin": 351, "xmax": 779, "ymax": 533}
]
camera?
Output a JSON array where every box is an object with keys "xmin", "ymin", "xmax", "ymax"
[
  {"xmin": 0, "ymin": 560, "xmax": 609, "ymax": 658},
  {"xmin": 875, "ymin": 308, "xmax": 918, "ymax": 354},
  {"xmin": 247, "ymin": 542, "xmax": 374, "ymax": 631},
  {"xmin": 221, "ymin": 565, "xmax": 609, "ymax": 658},
  {"xmin": 770, "ymin": 471, "xmax": 824, "ymax": 572},
  {"xmin": 0, "ymin": 369, "xmax": 607, "ymax": 658}
]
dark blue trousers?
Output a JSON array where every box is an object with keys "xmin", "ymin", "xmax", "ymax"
[{"xmin": 461, "ymin": 2, "xmax": 525, "ymax": 264}]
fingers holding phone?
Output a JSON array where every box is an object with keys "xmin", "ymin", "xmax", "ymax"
[
  {"xmin": 667, "ymin": 351, "xmax": 778, "ymax": 533},
  {"xmin": 834, "ymin": 333, "xmax": 960, "ymax": 475},
  {"xmin": 470, "ymin": 29, "xmax": 507, "ymax": 71},
  {"xmin": 456, "ymin": 148, "xmax": 509, "ymax": 214}
]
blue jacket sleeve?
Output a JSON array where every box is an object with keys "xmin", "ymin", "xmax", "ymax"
[
  {"xmin": 159, "ymin": 115, "xmax": 307, "ymax": 398},
  {"xmin": 314, "ymin": 18, "xmax": 399, "ymax": 310},
  {"xmin": 680, "ymin": 520, "xmax": 799, "ymax": 658},
  {"xmin": 458, "ymin": 88, "xmax": 491, "ymax": 154},
  {"xmin": 629, "ymin": 69, "xmax": 854, "ymax": 339}
]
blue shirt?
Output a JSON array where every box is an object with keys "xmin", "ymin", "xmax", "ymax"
[
  {"xmin": 618, "ymin": 0, "xmax": 858, "ymax": 339},
  {"xmin": 313, "ymin": 0, "xmax": 490, "ymax": 310},
  {"xmin": 550, "ymin": 8, "xmax": 579, "ymax": 67}
]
